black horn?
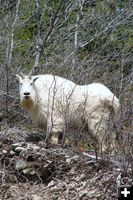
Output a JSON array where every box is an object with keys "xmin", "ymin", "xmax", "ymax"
[
  {"xmin": 28, "ymin": 71, "xmax": 32, "ymax": 79},
  {"xmin": 20, "ymin": 72, "xmax": 25, "ymax": 79}
]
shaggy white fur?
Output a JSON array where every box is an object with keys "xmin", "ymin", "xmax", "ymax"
[{"xmin": 16, "ymin": 74, "xmax": 120, "ymax": 152}]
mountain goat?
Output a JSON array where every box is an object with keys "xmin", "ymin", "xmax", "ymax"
[{"xmin": 16, "ymin": 73, "xmax": 120, "ymax": 152}]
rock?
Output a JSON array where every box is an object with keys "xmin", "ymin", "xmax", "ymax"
[
  {"xmin": 11, "ymin": 142, "xmax": 25, "ymax": 150},
  {"xmin": 0, "ymin": 143, "xmax": 2, "ymax": 148},
  {"xmin": 15, "ymin": 146, "xmax": 26, "ymax": 153},
  {"xmin": 79, "ymin": 190, "xmax": 88, "ymax": 198},
  {"xmin": 10, "ymin": 150, "xmax": 16, "ymax": 156},
  {"xmin": 0, "ymin": 112, "xmax": 3, "ymax": 122},
  {"xmin": 19, "ymin": 149, "xmax": 28, "ymax": 157},
  {"xmin": 31, "ymin": 194, "xmax": 43, "ymax": 200},
  {"xmin": 76, "ymin": 174, "xmax": 86, "ymax": 181},
  {"xmin": 38, "ymin": 141, "xmax": 47, "ymax": 148},
  {"xmin": 0, "ymin": 170, "xmax": 5, "ymax": 179},
  {"xmin": 15, "ymin": 159, "xmax": 28, "ymax": 170},
  {"xmin": 50, "ymin": 186, "xmax": 63, "ymax": 192},
  {"xmin": 66, "ymin": 155, "xmax": 79, "ymax": 164},
  {"xmin": 27, "ymin": 143, "xmax": 41, "ymax": 151},
  {"xmin": 2, "ymin": 150, "xmax": 7, "ymax": 154},
  {"xmin": 39, "ymin": 148, "xmax": 47, "ymax": 154},
  {"xmin": 47, "ymin": 180, "xmax": 56, "ymax": 188},
  {"xmin": 26, "ymin": 132, "xmax": 44, "ymax": 142},
  {"xmin": 30, "ymin": 169, "xmax": 36, "ymax": 175},
  {"xmin": 23, "ymin": 167, "xmax": 36, "ymax": 175},
  {"xmin": 66, "ymin": 157, "xmax": 71, "ymax": 164}
]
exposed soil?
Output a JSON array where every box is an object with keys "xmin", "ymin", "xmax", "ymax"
[{"xmin": 0, "ymin": 126, "xmax": 133, "ymax": 200}]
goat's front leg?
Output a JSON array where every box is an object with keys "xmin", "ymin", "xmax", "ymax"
[{"xmin": 46, "ymin": 116, "xmax": 64, "ymax": 144}]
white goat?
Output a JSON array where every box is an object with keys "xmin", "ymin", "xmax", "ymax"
[{"xmin": 16, "ymin": 73, "xmax": 120, "ymax": 152}]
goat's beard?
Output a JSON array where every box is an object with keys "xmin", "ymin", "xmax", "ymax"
[{"xmin": 21, "ymin": 98, "xmax": 35, "ymax": 111}]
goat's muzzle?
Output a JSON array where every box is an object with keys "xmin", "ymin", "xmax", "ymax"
[
  {"xmin": 25, "ymin": 96, "xmax": 30, "ymax": 99},
  {"xmin": 24, "ymin": 92, "xmax": 30, "ymax": 99}
]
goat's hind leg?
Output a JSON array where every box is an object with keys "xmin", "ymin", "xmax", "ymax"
[{"xmin": 88, "ymin": 107, "xmax": 116, "ymax": 153}]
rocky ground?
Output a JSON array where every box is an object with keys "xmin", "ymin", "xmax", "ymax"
[{"xmin": 0, "ymin": 126, "xmax": 133, "ymax": 200}]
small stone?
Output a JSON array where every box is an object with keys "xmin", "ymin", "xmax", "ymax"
[
  {"xmin": 0, "ymin": 170, "xmax": 5, "ymax": 179},
  {"xmin": 47, "ymin": 180, "xmax": 56, "ymax": 188},
  {"xmin": 66, "ymin": 158, "xmax": 71, "ymax": 164},
  {"xmin": 38, "ymin": 141, "xmax": 47, "ymax": 148},
  {"xmin": 31, "ymin": 194, "xmax": 43, "ymax": 200},
  {"xmin": 79, "ymin": 190, "xmax": 88, "ymax": 197},
  {"xmin": 2, "ymin": 150, "xmax": 7, "ymax": 154},
  {"xmin": 10, "ymin": 150, "xmax": 16, "ymax": 156},
  {"xmin": 30, "ymin": 169, "xmax": 36, "ymax": 175},
  {"xmin": 15, "ymin": 159, "xmax": 27, "ymax": 170},
  {"xmin": 0, "ymin": 112, "xmax": 3, "ymax": 121},
  {"xmin": 19, "ymin": 149, "xmax": 27, "ymax": 157},
  {"xmin": 11, "ymin": 143, "xmax": 24, "ymax": 149},
  {"xmin": 15, "ymin": 147, "xmax": 26, "ymax": 153},
  {"xmin": 27, "ymin": 143, "xmax": 40, "ymax": 151},
  {"xmin": 23, "ymin": 167, "xmax": 35, "ymax": 175},
  {"xmin": 66, "ymin": 155, "xmax": 79, "ymax": 164},
  {"xmin": 39, "ymin": 148, "xmax": 47, "ymax": 154}
]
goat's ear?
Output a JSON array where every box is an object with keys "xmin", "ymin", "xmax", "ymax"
[
  {"xmin": 15, "ymin": 74, "xmax": 22, "ymax": 81},
  {"xmin": 33, "ymin": 77, "xmax": 39, "ymax": 83}
]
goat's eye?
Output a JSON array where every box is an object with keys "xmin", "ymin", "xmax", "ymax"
[
  {"xmin": 20, "ymin": 83, "xmax": 23, "ymax": 86},
  {"xmin": 31, "ymin": 83, "xmax": 33, "ymax": 85}
]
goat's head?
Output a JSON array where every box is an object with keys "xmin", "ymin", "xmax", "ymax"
[{"xmin": 16, "ymin": 73, "xmax": 39, "ymax": 110}]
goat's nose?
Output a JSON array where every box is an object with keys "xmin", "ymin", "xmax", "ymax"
[{"xmin": 24, "ymin": 92, "xmax": 30, "ymax": 96}]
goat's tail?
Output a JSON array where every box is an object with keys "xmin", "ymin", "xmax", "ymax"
[{"xmin": 103, "ymin": 95, "xmax": 120, "ymax": 115}]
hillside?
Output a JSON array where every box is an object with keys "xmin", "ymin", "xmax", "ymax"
[{"xmin": 0, "ymin": 0, "xmax": 133, "ymax": 199}]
